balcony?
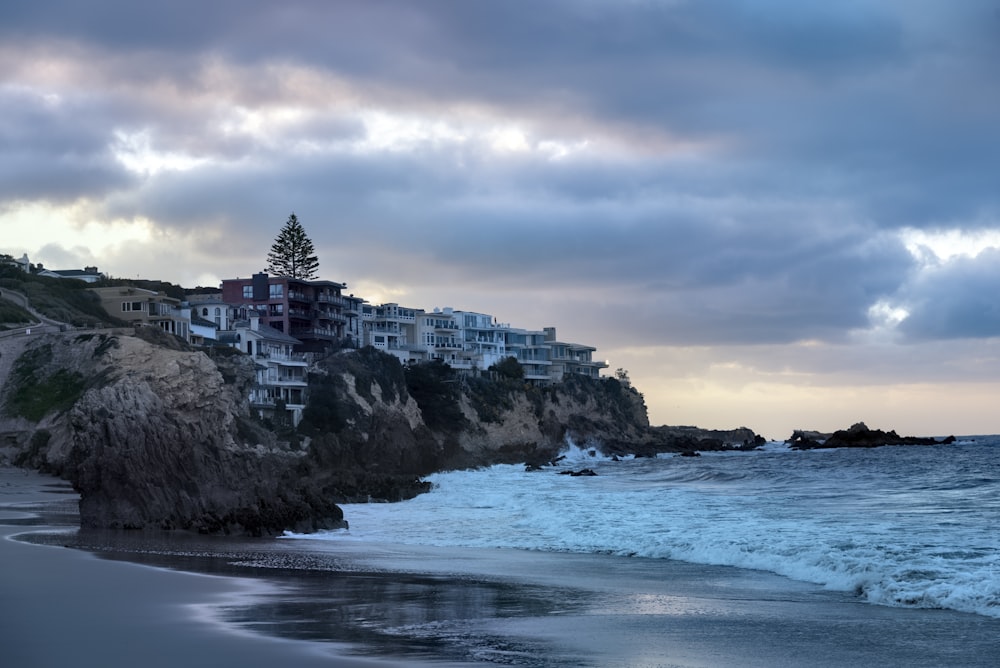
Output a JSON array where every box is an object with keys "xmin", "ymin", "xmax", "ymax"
[
  {"xmin": 315, "ymin": 310, "xmax": 347, "ymax": 324},
  {"xmin": 291, "ymin": 327, "xmax": 339, "ymax": 340}
]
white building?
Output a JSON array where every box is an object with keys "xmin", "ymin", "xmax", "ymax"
[
  {"xmin": 187, "ymin": 294, "xmax": 239, "ymax": 331},
  {"xmin": 221, "ymin": 314, "xmax": 309, "ymax": 427},
  {"xmin": 361, "ymin": 303, "xmax": 607, "ymax": 382},
  {"xmin": 361, "ymin": 302, "xmax": 424, "ymax": 363}
]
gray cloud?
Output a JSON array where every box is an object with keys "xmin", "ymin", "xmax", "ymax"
[
  {"xmin": 897, "ymin": 249, "xmax": 1000, "ymax": 341},
  {"xmin": 3, "ymin": 0, "xmax": 999, "ymax": 351}
]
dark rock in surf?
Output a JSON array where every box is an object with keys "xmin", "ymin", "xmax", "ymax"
[{"xmin": 788, "ymin": 422, "xmax": 956, "ymax": 450}]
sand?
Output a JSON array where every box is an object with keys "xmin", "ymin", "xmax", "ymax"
[{"xmin": 0, "ymin": 468, "xmax": 416, "ymax": 667}]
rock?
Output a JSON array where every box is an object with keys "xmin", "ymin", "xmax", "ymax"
[
  {"xmin": 558, "ymin": 468, "xmax": 597, "ymax": 476},
  {"xmin": 788, "ymin": 422, "xmax": 955, "ymax": 450},
  {"xmin": 1, "ymin": 334, "xmax": 665, "ymax": 533}
]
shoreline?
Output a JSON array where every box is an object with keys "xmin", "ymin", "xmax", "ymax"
[
  {"xmin": 5, "ymin": 466, "xmax": 1000, "ymax": 667},
  {"xmin": 0, "ymin": 467, "xmax": 429, "ymax": 668}
]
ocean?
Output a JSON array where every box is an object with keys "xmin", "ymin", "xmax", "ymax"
[
  {"xmin": 14, "ymin": 438, "xmax": 1000, "ymax": 666},
  {"xmin": 293, "ymin": 437, "xmax": 1000, "ymax": 620}
]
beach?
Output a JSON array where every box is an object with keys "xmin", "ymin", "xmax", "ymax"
[
  {"xmin": 4, "ymin": 465, "xmax": 1000, "ymax": 667},
  {"xmin": 0, "ymin": 468, "xmax": 416, "ymax": 668}
]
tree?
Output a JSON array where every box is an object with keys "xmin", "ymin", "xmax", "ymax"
[
  {"xmin": 266, "ymin": 213, "xmax": 320, "ymax": 279},
  {"xmin": 490, "ymin": 356, "xmax": 525, "ymax": 380}
]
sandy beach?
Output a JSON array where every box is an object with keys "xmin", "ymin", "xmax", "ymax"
[
  {"xmin": 0, "ymin": 468, "xmax": 422, "ymax": 668},
  {"xmin": 4, "ymin": 466, "xmax": 1000, "ymax": 667}
]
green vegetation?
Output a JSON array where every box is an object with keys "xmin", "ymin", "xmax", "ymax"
[
  {"xmin": 3, "ymin": 344, "xmax": 87, "ymax": 421},
  {"xmin": 267, "ymin": 213, "xmax": 320, "ymax": 279},
  {"xmin": 95, "ymin": 277, "xmax": 187, "ymax": 300},
  {"xmin": 0, "ymin": 264, "xmax": 117, "ymax": 326},
  {"xmin": 0, "ymin": 298, "xmax": 34, "ymax": 328},
  {"xmin": 490, "ymin": 355, "xmax": 525, "ymax": 380},
  {"xmin": 300, "ymin": 372, "xmax": 350, "ymax": 433},
  {"xmin": 404, "ymin": 359, "xmax": 466, "ymax": 431},
  {"xmin": 465, "ymin": 356, "xmax": 540, "ymax": 423},
  {"xmin": 300, "ymin": 347, "xmax": 408, "ymax": 434}
]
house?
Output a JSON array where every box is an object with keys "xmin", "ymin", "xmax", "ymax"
[
  {"xmin": 541, "ymin": 327, "xmax": 607, "ymax": 380},
  {"xmin": 37, "ymin": 266, "xmax": 105, "ymax": 283},
  {"xmin": 187, "ymin": 293, "xmax": 239, "ymax": 331},
  {"xmin": 416, "ymin": 308, "xmax": 509, "ymax": 371},
  {"xmin": 503, "ymin": 327, "xmax": 554, "ymax": 382},
  {"xmin": 220, "ymin": 313, "xmax": 309, "ymax": 427},
  {"xmin": 188, "ymin": 313, "xmax": 219, "ymax": 346},
  {"xmin": 361, "ymin": 302, "xmax": 426, "ymax": 364},
  {"xmin": 90, "ymin": 286, "xmax": 192, "ymax": 341},
  {"xmin": 359, "ymin": 302, "xmax": 607, "ymax": 383},
  {"xmin": 220, "ymin": 273, "xmax": 356, "ymax": 352}
]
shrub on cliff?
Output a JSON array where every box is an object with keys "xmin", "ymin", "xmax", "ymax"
[
  {"xmin": 404, "ymin": 359, "xmax": 466, "ymax": 431},
  {"xmin": 0, "ymin": 298, "xmax": 34, "ymax": 327},
  {"xmin": 0, "ymin": 265, "xmax": 117, "ymax": 326},
  {"xmin": 2, "ymin": 343, "xmax": 88, "ymax": 421}
]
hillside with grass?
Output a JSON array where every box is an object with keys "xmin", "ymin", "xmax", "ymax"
[{"xmin": 0, "ymin": 264, "xmax": 117, "ymax": 328}]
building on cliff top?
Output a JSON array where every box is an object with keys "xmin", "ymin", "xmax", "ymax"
[
  {"xmin": 360, "ymin": 302, "xmax": 607, "ymax": 382},
  {"xmin": 90, "ymin": 286, "xmax": 192, "ymax": 341},
  {"xmin": 220, "ymin": 273, "xmax": 361, "ymax": 352},
  {"xmin": 219, "ymin": 312, "xmax": 309, "ymax": 427}
]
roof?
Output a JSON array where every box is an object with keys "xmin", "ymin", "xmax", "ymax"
[
  {"xmin": 231, "ymin": 320, "xmax": 301, "ymax": 345},
  {"xmin": 190, "ymin": 315, "xmax": 217, "ymax": 328}
]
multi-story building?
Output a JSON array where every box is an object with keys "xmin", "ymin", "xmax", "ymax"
[
  {"xmin": 360, "ymin": 303, "xmax": 607, "ymax": 382},
  {"xmin": 361, "ymin": 302, "xmax": 426, "ymax": 364},
  {"xmin": 416, "ymin": 308, "xmax": 509, "ymax": 371},
  {"xmin": 90, "ymin": 286, "xmax": 192, "ymax": 341},
  {"xmin": 541, "ymin": 327, "xmax": 607, "ymax": 380},
  {"xmin": 220, "ymin": 273, "xmax": 352, "ymax": 352},
  {"xmin": 187, "ymin": 294, "xmax": 239, "ymax": 331},
  {"xmin": 220, "ymin": 313, "xmax": 309, "ymax": 427},
  {"xmin": 503, "ymin": 327, "xmax": 554, "ymax": 382}
]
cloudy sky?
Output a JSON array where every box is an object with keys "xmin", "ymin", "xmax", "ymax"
[{"xmin": 3, "ymin": 0, "xmax": 1000, "ymax": 438}]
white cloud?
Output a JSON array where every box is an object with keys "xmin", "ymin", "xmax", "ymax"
[{"xmin": 901, "ymin": 226, "xmax": 1000, "ymax": 264}]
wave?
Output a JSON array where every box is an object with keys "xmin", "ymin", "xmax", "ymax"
[{"xmin": 290, "ymin": 440, "xmax": 1000, "ymax": 620}]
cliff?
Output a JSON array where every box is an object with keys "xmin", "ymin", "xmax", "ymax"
[
  {"xmin": 1, "ymin": 329, "xmax": 344, "ymax": 534},
  {"xmin": 0, "ymin": 330, "xmax": 759, "ymax": 534}
]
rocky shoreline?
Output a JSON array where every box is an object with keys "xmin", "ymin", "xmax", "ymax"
[
  {"xmin": 787, "ymin": 422, "xmax": 956, "ymax": 450},
  {"xmin": 3, "ymin": 330, "xmax": 954, "ymax": 537},
  {"xmin": 0, "ymin": 329, "xmax": 763, "ymax": 535}
]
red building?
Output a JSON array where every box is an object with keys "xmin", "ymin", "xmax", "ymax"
[{"xmin": 221, "ymin": 273, "xmax": 358, "ymax": 352}]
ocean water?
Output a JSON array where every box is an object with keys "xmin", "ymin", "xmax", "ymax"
[{"xmin": 291, "ymin": 437, "xmax": 1000, "ymax": 620}]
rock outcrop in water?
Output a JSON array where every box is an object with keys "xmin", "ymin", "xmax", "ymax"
[
  {"xmin": 787, "ymin": 422, "xmax": 955, "ymax": 450},
  {"xmin": 0, "ymin": 329, "xmax": 761, "ymax": 534}
]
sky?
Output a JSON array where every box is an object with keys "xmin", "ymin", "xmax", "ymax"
[{"xmin": 3, "ymin": 0, "xmax": 1000, "ymax": 439}]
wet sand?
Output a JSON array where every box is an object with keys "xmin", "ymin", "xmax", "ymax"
[
  {"xmin": 4, "ymin": 467, "xmax": 1000, "ymax": 667},
  {"xmin": 0, "ymin": 468, "xmax": 419, "ymax": 667}
]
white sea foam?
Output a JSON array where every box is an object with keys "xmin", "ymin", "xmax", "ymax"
[{"xmin": 288, "ymin": 439, "xmax": 1000, "ymax": 619}]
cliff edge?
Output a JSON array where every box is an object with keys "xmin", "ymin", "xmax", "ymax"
[{"xmin": 1, "ymin": 330, "xmax": 760, "ymax": 534}]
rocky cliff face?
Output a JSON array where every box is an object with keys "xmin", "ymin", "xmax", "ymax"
[
  {"xmin": 1, "ymin": 330, "xmax": 759, "ymax": 534},
  {"xmin": 1, "ymin": 329, "xmax": 342, "ymax": 534}
]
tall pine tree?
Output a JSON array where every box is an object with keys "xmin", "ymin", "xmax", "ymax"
[{"xmin": 266, "ymin": 213, "xmax": 320, "ymax": 279}]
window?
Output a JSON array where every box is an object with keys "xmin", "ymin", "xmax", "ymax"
[
  {"xmin": 202, "ymin": 307, "xmax": 208, "ymax": 317},
  {"xmin": 242, "ymin": 286, "xmax": 253, "ymax": 299},
  {"xmin": 214, "ymin": 307, "xmax": 221, "ymax": 316},
  {"xmin": 121, "ymin": 301, "xmax": 145, "ymax": 312},
  {"xmin": 269, "ymin": 284, "xmax": 283, "ymax": 299}
]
